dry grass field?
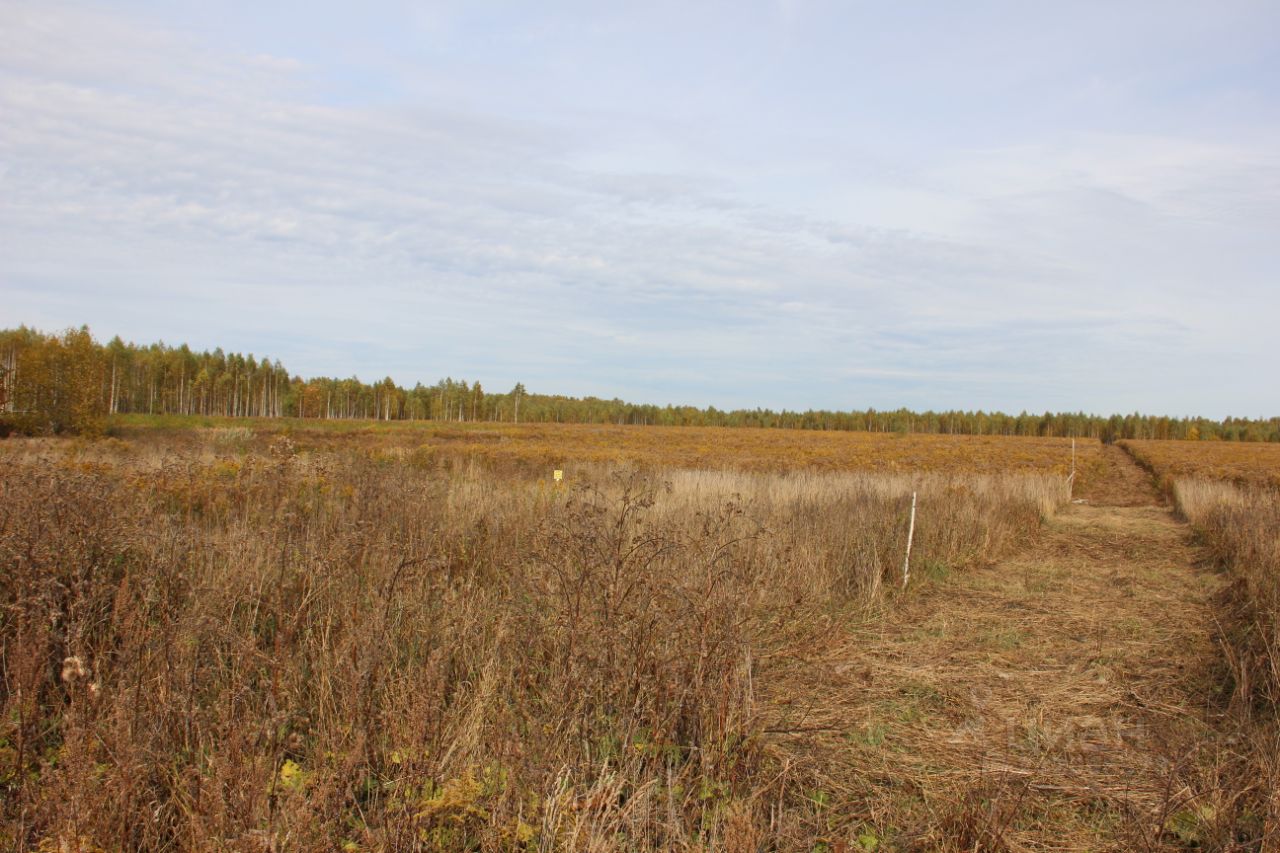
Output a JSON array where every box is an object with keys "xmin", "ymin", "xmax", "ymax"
[
  {"xmin": 1175, "ymin": 480, "xmax": 1280, "ymax": 702},
  {"xmin": 3, "ymin": 422, "xmax": 1278, "ymax": 850},
  {"xmin": 1121, "ymin": 440, "xmax": 1280, "ymax": 713},
  {"xmin": 1119, "ymin": 440, "xmax": 1280, "ymax": 846},
  {"xmin": 1121, "ymin": 439, "xmax": 1280, "ymax": 488},
  {"xmin": 111, "ymin": 416, "xmax": 1104, "ymax": 481},
  {"xmin": 0, "ymin": 425, "xmax": 1066, "ymax": 852}
]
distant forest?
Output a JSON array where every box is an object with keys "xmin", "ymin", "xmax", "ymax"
[{"xmin": 2, "ymin": 325, "xmax": 1277, "ymax": 441}]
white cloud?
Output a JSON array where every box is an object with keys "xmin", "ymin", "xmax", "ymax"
[{"xmin": 1, "ymin": 0, "xmax": 1277, "ymax": 415}]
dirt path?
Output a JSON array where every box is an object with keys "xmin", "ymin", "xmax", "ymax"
[
  {"xmin": 1074, "ymin": 443, "xmax": 1166, "ymax": 507},
  {"xmin": 770, "ymin": 448, "xmax": 1228, "ymax": 850}
]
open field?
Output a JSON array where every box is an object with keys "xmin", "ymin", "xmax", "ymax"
[
  {"xmin": 1120, "ymin": 438, "xmax": 1280, "ymax": 711},
  {"xmin": 1121, "ymin": 439, "xmax": 1280, "ymax": 488},
  {"xmin": 105, "ymin": 415, "xmax": 1105, "ymax": 482},
  {"xmin": 0, "ymin": 427, "xmax": 1064, "ymax": 851},
  {"xmin": 1174, "ymin": 481, "xmax": 1280, "ymax": 706},
  {"xmin": 3, "ymin": 424, "xmax": 1278, "ymax": 849},
  {"xmin": 1166, "ymin": 478, "xmax": 1280, "ymax": 847},
  {"xmin": 1118, "ymin": 440, "xmax": 1280, "ymax": 846},
  {"xmin": 6, "ymin": 2, "xmax": 1279, "ymax": 849}
]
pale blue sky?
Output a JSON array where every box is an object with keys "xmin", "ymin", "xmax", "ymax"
[{"xmin": 2, "ymin": 1, "xmax": 1277, "ymax": 416}]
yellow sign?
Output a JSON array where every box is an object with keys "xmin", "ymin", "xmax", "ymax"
[{"xmin": 553, "ymin": 469, "xmax": 563, "ymax": 482}]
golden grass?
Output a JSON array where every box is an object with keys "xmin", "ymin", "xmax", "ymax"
[
  {"xmin": 1171, "ymin": 478, "xmax": 1280, "ymax": 840},
  {"xmin": 0, "ymin": 429, "xmax": 1065, "ymax": 851},
  {"xmin": 1128, "ymin": 440, "xmax": 1280, "ymax": 717},
  {"xmin": 1143, "ymin": 435, "xmax": 1280, "ymax": 842},
  {"xmin": 108, "ymin": 416, "xmax": 1104, "ymax": 481},
  {"xmin": 1125, "ymin": 440, "xmax": 1279, "ymax": 720},
  {"xmin": 1122, "ymin": 439, "xmax": 1280, "ymax": 488},
  {"xmin": 770, "ymin": 501, "xmax": 1238, "ymax": 849},
  {"xmin": 1174, "ymin": 480, "xmax": 1280, "ymax": 709}
]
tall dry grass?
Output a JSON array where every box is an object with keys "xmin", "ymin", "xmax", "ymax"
[
  {"xmin": 1172, "ymin": 478, "xmax": 1280, "ymax": 839},
  {"xmin": 1174, "ymin": 480, "xmax": 1280, "ymax": 711},
  {"xmin": 0, "ymin": 435, "xmax": 1065, "ymax": 851}
]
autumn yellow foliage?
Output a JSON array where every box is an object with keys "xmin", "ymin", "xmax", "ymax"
[
  {"xmin": 0, "ymin": 425, "xmax": 1066, "ymax": 850},
  {"xmin": 1121, "ymin": 439, "xmax": 1280, "ymax": 488}
]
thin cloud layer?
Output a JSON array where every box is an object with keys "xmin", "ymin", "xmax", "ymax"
[{"xmin": 2, "ymin": 0, "xmax": 1277, "ymax": 415}]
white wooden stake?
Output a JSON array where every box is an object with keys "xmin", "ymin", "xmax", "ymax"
[
  {"xmin": 1068, "ymin": 438, "xmax": 1076, "ymax": 499},
  {"xmin": 902, "ymin": 491, "xmax": 917, "ymax": 590}
]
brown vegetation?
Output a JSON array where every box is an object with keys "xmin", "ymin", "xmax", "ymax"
[
  {"xmin": 1171, "ymin": 480, "xmax": 1280, "ymax": 841},
  {"xmin": 114, "ymin": 418, "xmax": 1103, "ymax": 484},
  {"xmin": 1128, "ymin": 435, "xmax": 1280, "ymax": 846},
  {"xmin": 738, "ymin": 441, "xmax": 1280, "ymax": 849},
  {"xmin": 1122, "ymin": 439, "xmax": 1280, "ymax": 489},
  {"xmin": 1175, "ymin": 481, "xmax": 1280, "ymax": 710},
  {"xmin": 0, "ymin": 430, "xmax": 1064, "ymax": 851},
  {"xmin": 1124, "ymin": 439, "xmax": 1280, "ymax": 719},
  {"xmin": 772, "ymin": 501, "xmax": 1239, "ymax": 849}
]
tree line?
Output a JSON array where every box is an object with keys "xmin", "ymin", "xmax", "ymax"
[{"xmin": 2, "ymin": 325, "xmax": 1277, "ymax": 441}]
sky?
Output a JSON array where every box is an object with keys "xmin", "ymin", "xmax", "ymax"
[{"xmin": 2, "ymin": 1, "xmax": 1278, "ymax": 417}]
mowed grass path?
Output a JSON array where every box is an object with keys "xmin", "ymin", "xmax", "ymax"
[{"xmin": 766, "ymin": 449, "xmax": 1232, "ymax": 849}]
